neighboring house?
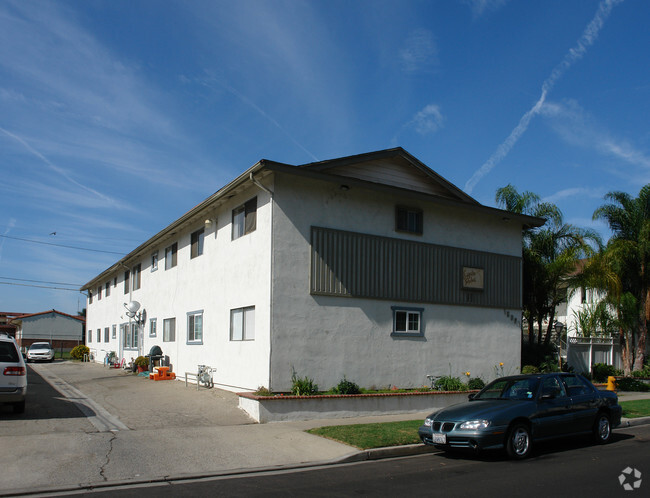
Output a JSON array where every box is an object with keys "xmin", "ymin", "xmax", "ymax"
[
  {"xmin": 81, "ymin": 148, "xmax": 543, "ymax": 392},
  {"xmin": 12, "ymin": 309, "xmax": 85, "ymax": 351},
  {"xmin": 0, "ymin": 312, "xmax": 22, "ymax": 337}
]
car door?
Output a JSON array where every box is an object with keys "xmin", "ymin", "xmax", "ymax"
[
  {"xmin": 562, "ymin": 374, "xmax": 599, "ymax": 433},
  {"xmin": 535, "ymin": 375, "xmax": 573, "ymax": 438}
]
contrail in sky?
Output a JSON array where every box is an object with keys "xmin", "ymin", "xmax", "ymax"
[
  {"xmin": 464, "ymin": 0, "xmax": 624, "ymax": 194},
  {"xmin": 0, "ymin": 127, "xmax": 117, "ymax": 205}
]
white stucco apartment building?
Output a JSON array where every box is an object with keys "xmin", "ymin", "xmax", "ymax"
[{"xmin": 82, "ymin": 148, "xmax": 543, "ymax": 392}]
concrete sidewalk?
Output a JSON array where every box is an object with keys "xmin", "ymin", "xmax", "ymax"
[
  {"xmin": 2, "ymin": 361, "xmax": 649, "ymax": 496},
  {"xmin": 0, "ymin": 361, "xmax": 431, "ymax": 495}
]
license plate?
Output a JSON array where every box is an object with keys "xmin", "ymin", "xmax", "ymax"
[{"xmin": 431, "ymin": 433, "xmax": 446, "ymax": 444}]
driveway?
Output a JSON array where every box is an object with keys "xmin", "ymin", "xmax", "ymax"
[{"xmin": 0, "ymin": 361, "xmax": 355, "ymax": 495}]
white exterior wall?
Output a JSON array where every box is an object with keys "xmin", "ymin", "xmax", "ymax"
[
  {"xmin": 16, "ymin": 313, "xmax": 83, "ymax": 341},
  {"xmin": 85, "ymin": 183, "xmax": 273, "ymax": 391},
  {"xmin": 269, "ymin": 174, "xmax": 523, "ymax": 392}
]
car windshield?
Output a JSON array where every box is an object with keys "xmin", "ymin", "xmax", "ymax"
[
  {"xmin": 474, "ymin": 377, "xmax": 540, "ymax": 401},
  {"xmin": 29, "ymin": 344, "xmax": 51, "ymax": 350}
]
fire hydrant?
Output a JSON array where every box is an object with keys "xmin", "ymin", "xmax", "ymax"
[{"xmin": 606, "ymin": 376, "xmax": 617, "ymax": 391}]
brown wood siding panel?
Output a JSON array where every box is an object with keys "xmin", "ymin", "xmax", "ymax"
[{"xmin": 310, "ymin": 226, "xmax": 521, "ymax": 309}]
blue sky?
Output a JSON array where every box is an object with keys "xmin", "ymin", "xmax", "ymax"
[{"xmin": 1, "ymin": 0, "xmax": 648, "ymax": 315}]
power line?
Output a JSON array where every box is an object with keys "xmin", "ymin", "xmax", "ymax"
[
  {"xmin": 0, "ymin": 234, "xmax": 125, "ymax": 255},
  {"xmin": 0, "ymin": 276, "xmax": 83, "ymax": 287},
  {"xmin": 0, "ymin": 281, "xmax": 83, "ymax": 292}
]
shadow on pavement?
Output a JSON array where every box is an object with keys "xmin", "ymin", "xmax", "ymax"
[{"xmin": 0, "ymin": 365, "xmax": 92, "ymax": 420}]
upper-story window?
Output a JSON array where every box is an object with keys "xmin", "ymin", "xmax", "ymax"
[
  {"xmin": 123, "ymin": 271, "xmax": 130, "ymax": 294},
  {"xmin": 151, "ymin": 251, "xmax": 158, "ymax": 272},
  {"xmin": 396, "ymin": 206, "xmax": 423, "ymax": 235},
  {"xmin": 191, "ymin": 228, "xmax": 205, "ymax": 258},
  {"xmin": 97, "ymin": 285, "xmax": 102, "ymax": 300},
  {"xmin": 132, "ymin": 264, "xmax": 141, "ymax": 290},
  {"xmin": 232, "ymin": 197, "xmax": 257, "ymax": 240},
  {"xmin": 165, "ymin": 243, "xmax": 178, "ymax": 270},
  {"xmin": 88, "ymin": 291, "xmax": 93, "ymax": 305},
  {"xmin": 105, "ymin": 282, "xmax": 110, "ymax": 297}
]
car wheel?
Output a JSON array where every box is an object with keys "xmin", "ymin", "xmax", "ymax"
[
  {"xmin": 593, "ymin": 412, "xmax": 611, "ymax": 444},
  {"xmin": 13, "ymin": 400, "xmax": 25, "ymax": 414},
  {"xmin": 506, "ymin": 423, "xmax": 532, "ymax": 459}
]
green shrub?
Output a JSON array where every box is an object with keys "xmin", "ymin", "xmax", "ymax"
[
  {"xmin": 434, "ymin": 376, "xmax": 467, "ymax": 391},
  {"xmin": 134, "ymin": 356, "xmax": 148, "ymax": 368},
  {"xmin": 332, "ymin": 376, "xmax": 361, "ymax": 395},
  {"xmin": 521, "ymin": 365, "xmax": 539, "ymax": 374},
  {"xmin": 291, "ymin": 367, "xmax": 318, "ymax": 396},
  {"xmin": 592, "ymin": 363, "xmax": 621, "ymax": 383},
  {"xmin": 70, "ymin": 345, "xmax": 90, "ymax": 360},
  {"xmin": 467, "ymin": 377, "xmax": 485, "ymax": 390},
  {"xmin": 254, "ymin": 386, "xmax": 273, "ymax": 396},
  {"xmin": 616, "ymin": 377, "xmax": 650, "ymax": 392},
  {"xmin": 631, "ymin": 365, "xmax": 650, "ymax": 378}
]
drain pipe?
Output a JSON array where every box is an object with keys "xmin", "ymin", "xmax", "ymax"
[{"xmin": 250, "ymin": 172, "xmax": 273, "ymax": 197}]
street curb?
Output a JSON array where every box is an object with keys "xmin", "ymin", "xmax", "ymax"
[
  {"xmin": 620, "ymin": 416, "xmax": 650, "ymax": 428},
  {"xmin": 3, "ymin": 420, "xmax": 648, "ymax": 497}
]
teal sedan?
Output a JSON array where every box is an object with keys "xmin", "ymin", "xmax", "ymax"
[{"xmin": 418, "ymin": 373, "xmax": 621, "ymax": 459}]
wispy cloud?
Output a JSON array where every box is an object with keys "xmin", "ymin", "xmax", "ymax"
[
  {"xmin": 462, "ymin": 0, "xmax": 510, "ymax": 19},
  {"xmin": 0, "ymin": 218, "xmax": 16, "ymax": 264},
  {"xmin": 541, "ymin": 100, "xmax": 650, "ymax": 170},
  {"xmin": 464, "ymin": 0, "xmax": 624, "ymax": 194},
  {"xmin": 399, "ymin": 29, "xmax": 438, "ymax": 73},
  {"xmin": 411, "ymin": 104, "xmax": 445, "ymax": 135},
  {"xmin": 194, "ymin": 75, "xmax": 318, "ymax": 161},
  {"xmin": 542, "ymin": 186, "xmax": 605, "ymax": 204}
]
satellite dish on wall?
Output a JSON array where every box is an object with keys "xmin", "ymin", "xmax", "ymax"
[{"xmin": 124, "ymin": 301, "xmax": 141, "ymax": 318}]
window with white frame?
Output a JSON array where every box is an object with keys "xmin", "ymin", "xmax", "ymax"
[
  {"xmin": 151, "ymin": 251, "xmax": 158, "ymax": 272},
  {"xmin": 88, "ymin": 328, "xmax": 92, "ymax": 342},
  {"xmin": 163, "ymin": 317, "xmax": 176, "ymax": 342},
  {"xmin": 165, "ymin": 243, "xmax": 177, "ymax": 270},
  {"xmin": 187, "ymin": 311, "xmax": 203, "ymax": 344},
  {"xmin": 149, "ymin": 318, "xmax": 157, "ymax": 338},
  {"xmin": 104, "ymin": 327, "xmax": 109, "ymax": 342},
  {"xmin": 230, "ymin": 306, "xmax": 255, "ymax": 341},
  {"xmin": 391, "ymin": 306, "xmax": 424, "ymax": 337},
  {"xmin": 112, "ymin": 324, "xmax": 116, "ymax": 339},
  {"xmin": 191, "ymin": 228, "xmax": 204, "ymax": 258},
  {"xmin": 232, "ymin": 197, "xmax": 257, "ymax": 240}
]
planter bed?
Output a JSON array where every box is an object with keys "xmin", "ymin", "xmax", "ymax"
[{"xmin": 238, "ymin": 390, "xmax": 474, "ymax": 423}]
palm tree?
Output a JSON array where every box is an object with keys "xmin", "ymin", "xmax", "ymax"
[
  {"xmin": 496, "ymin": 185, "xmax": 598, "ymax": 346},
  {"xmin": 593, "ymin": 186, "xmax": 650, "ymax": 372}
]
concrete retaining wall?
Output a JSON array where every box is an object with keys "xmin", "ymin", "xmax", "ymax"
[{"xmin": 238, "ymin": 391, "xmax": 472, "ymax": 423}]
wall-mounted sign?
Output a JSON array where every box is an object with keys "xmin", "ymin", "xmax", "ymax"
[{"xmin": 463, "ymin": 267, "xmax": 484, "ymax": 290}]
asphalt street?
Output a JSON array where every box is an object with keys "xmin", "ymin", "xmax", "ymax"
[{"xmin": 63, "ymin": 424, "xmax": 650, "ymax": 497}]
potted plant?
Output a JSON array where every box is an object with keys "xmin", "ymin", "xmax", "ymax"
[{"xmin": 134, "ymin": 356, "xmax": 148, "ymax": 373}]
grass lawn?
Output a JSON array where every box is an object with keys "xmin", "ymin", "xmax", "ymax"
[
  {"xmin": 620, "ymin": 399, "xmax": 650, "ymax": 418},
  {"xmin": 307, "ymin": 420, "xmax": 422, "ymax": 449},
  {"xmin": 307, "ymin": 400, "xmax": 650, "ymax": 450}
]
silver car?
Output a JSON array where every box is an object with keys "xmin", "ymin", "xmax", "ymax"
[
  {"xmin": 0, "ymin": 333, "xmax": 27, "ymax": 413},
  {"xmin": 26, "ymin": 342, "xmax": 55, "ymax": 362}
]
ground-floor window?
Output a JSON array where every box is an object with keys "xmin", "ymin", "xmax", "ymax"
[
  {"xmin": 122, "ymin": 323, "xmax": 138, "ymax": 349},
  {"xmin": 149, "ymin": 318, "xmax": 157, "ymax": 338},
  {"xmin": 163, "ymin": 318, "xmax": 176, "ymax": 342},
  {"xmin": 391, "ymin": 306, "xmax": 424, "ymax": 337},
  {"xmin": 112, "ymin": 324, "xmax": 116, "ymax": 339},
  {"xmin": 230, "ymin": 306, "xmax": 255, "ymax": 341},
  {"xmin": 187, "ymin": 311, "xmax": 203, "ymax": 344}
]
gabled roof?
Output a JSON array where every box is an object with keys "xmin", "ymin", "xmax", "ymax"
[
  {"xmin": 81, "ymin": 147, "xmax": 545, "ymax": 290},
  {"xmin": 297, "ymin": 148, "xmax": 479, "ymax": 204},
  {"xmin": 10, "ymin": 309, "xmax": 85, "ymax": 324}
]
